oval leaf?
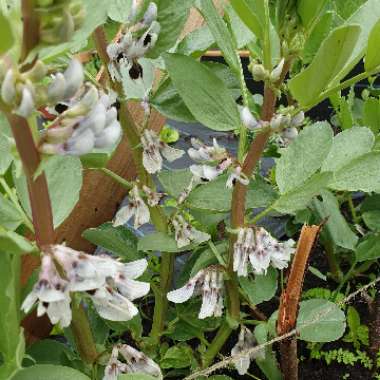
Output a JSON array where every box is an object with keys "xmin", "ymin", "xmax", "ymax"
[{"xmin": 13, "ymin": 365, "xmax": 90, "ymax": 380}]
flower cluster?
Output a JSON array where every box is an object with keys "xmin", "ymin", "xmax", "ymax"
[
  {"xmin": 39, "ymin": 60, "xmax": 122, "ymax": 155},
  {"xmin": 231, "ymin": 326, "xmax": 265, "ymax": 375},
  {"xmin": 22, "ymin": 245, "xmax": 150, "ymax": 326},
  {"xmin": 141, "ymin": 129, "xmax": 184, "ymax": 174},
  {"xmin": 104, "ymin": 344, "xmax": 162, "ymax": 380},
  {"xmin": 167, "ymin": 266, "xmax": 224, "ymax": 319},
  {"xmin": 107, "ymin": 2, "xmax": 160, "ymax": 82},
  {"xmin": 233, "ymin": 227, "xmax": 295, "ymax": 276}
]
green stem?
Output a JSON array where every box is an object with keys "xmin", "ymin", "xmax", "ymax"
[
  {"xmin": 208, "ymin": 241, "xmax": 226, "ymax": 266},
  {"xmin": 98, "ymin": 168, "xmax": 133, "ymax": 190},
  {"xmin": 202, "ymin": 322, "xmax": 232, "ymax": 368},
  {"xmin": 93, "ymin": 26, "xmax": 173, "ymax": 342},
  {"xmin": 334, "ymin": 261, "xmax": 357, "ymax": 299},
  {"xmin": 347, "ymin": 195, "xmax": 360, "ymax": 224},
  {"xmin": 248, "ymin": 206, "xmax": 273, "ymax": 225},
  {"xmin": 0, "ymin": 177, "xmax": 34, "ymax": 232}
]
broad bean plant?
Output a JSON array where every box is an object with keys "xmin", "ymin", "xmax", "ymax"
[{"xmin": 1, "ymin": 0, "xmax": 380, "ymax": 379}]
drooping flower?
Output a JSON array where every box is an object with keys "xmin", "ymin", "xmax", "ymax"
[
  {"xmin": 190, "ymin": 157, "xmax": 232, "ymax": 182},
  {"xmin": 240, "ymin": 107, "xmax": 259, "ymax": 130},
  {"xmin": 21, "ymin": 254, "xmax": 72, "ymax": 327},
  {"xmin": 233, "ymin": 227, "xmax": 295, "ymax": 276},
  {"xmin": 226, "ymin": 166, "xmax": 250, "ymax": 188},
  {"xmin": 142, "ymin": 185, "xmax": 164, "ymax": 207},
  {"xmin": 113, "ymin": 185, "xmax": 150, "ymax": 229},
  {"xmin": 187, "ymin": 137, "xmax": 228, "ymax": 163},
  {"xmin": 269, "ymin": 58, "xmax": 285, "ymax": 82},
  {"xmin": 231, "ymin": 326, "xmax": 265, "ymax": 375},
  {"xmin": 167, "ymin": 266, "xmax": 224, "ymax": 319},
  {"xmin": 103, "ymin": 344, "xmax": 162, "ymax": 380},
  {"xmin": 171, "ymin": 214, "xmax": 210, "ymax": 248},
  {"xmin": 141, "ymin": 129, "xmax": 184, "ymax": 174}
]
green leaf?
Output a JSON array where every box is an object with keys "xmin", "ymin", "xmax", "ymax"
[
  {"xmin": 108, "ymin": 0, "xmax": 133, "ymax": 23},
  {"xmin": 190, "ymin": 241, "xmax": 227, "ymax": 276},
  {"xmin": 164, "ymin": 53, "xmax": 240, "ymax": 131},
  {"xmin": 138, "ymin": 231, "xmax": 209, "ymax": 252},
  {"xmin": 363, "ymin": 97, "xmax": 380, "ymax": 134},
  {"xmin": 239, "ymin": 267, "xmax": 278, "ymax": 305},
  {"xmin": 12, "ymin": 365, "xmax": 90, "ymax": 380},
  {"xmin": 151, "ymin": 79, "xmax": 196, "ymax": 123},
  {"xmin": 335, "ymin": 0, "xmax": 367, "ymax": 19},
  {"xmin": 160, "ymin": 344, "xmax": 193, "ymax": 369},
  {"xmin": 198, "ymin": 0, "xmax": 240, "ymax": 71},
  {"xmin": 355, "ymin": 234, "xmax": 380, "ymax": 262},
  {"xmin": 312, "ymin": 190, "xmax": 358, "ymax": 250},
  {"xmin": 0, "ymin": 252, "xmax": 24, "ymax": 378},
  {"xmin": 27, "ymin": 339, "xmax": 74, "ymax": 365},
  {"xmin": 118, "ymin": 375, "xmax": 156, "ymax": 380},
  {"xmin": 321, "ymin": 126, "xmax": 374, "ymax": 172},
  {"xmin": 176, "ymin": 25, "xmax": 215, "ymax": 56},
  {"xmin": 329, "ymin": 152, "xmax": 380, "ymax": 192},
  {"xmin": 297, "ymin": 299, "xmax": 346, "ymax": 342},
  {"xmin": 0, "ymin": 12, "xmax": 14, "ymax": 54},
  {"xmin": 148, "ymin": 0, "xmax": 193, "ymax": 58},
  {"xmin": 15, "ymin": 156, "xmax": 83, "ymax": 228},
  {"xmin": 297, "ymin": 0, "xmax": 328, "ymax": 29},
  {"xmin": 82, "ymin": 223, "xmax": 141, "ymax": 260},
  {"xmin": 187, "ymin": 175, "xmax": 277, "ymax": 212},
  {"xmin": 226, "ymin": 4, "xmax": 255, "ymax": 49},
  {"xmin": 158, "ymin": 168, "xmax": 194, "ymax": 198},
  {"xmin": 276, "ymin": 122, "xmax": 333, "ymax": 194},
  {"xmin": 0, "ymin": 231, "xmax": 34, "ymax": 255},
  {"xmin": 273, "ymin": 172, "xmax": 332, "ymax": 214},
  {"xmin": 363, "ymin": 210, "xmax": 380, "ymax": 231},
  {"xmin": 0, "ymin": 194, "xmax": 24, "ymax": 230},
  {"xmin": 0, "ymin": 133, "xmax": 13, "ymax": 175},
  {"xmin": 365, "ymin": 20, "xmax": 380, "ymax": 71},
  {"xmin": 288, "ymin": 25, "xmax": 361, "ymax": 107}
]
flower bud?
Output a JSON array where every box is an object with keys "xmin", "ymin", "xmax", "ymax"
[
  {"xmin": 65, "ymin": 85, "xmax": 98, "ymax": 117},
  {"xmin": 250, "ymin": 63, "xmax": 267, "ymax": 82},
  {"xmin": 45, "ymin": 125, "xmax": 74, "ymax": 144},
  {"xmin": 282, "ymin": 127, "xmax": 298, "ymax": 140},
  {"xmin": 78, "ymin": 103, "xmax": 107, "ymax": 135},
  {"xmin": 65, "ymin": 128, "xmax": 95, "ymax": 156},
  {"xmin": 59, "ymin": 9, "xmax": 75, "ymax": 42},
  {"xmin": 47, "ymin": 73, "xmax": 66, "ymax": 104},
  {"xmin": 270, "ymin": 58, "xmax": 285, "ymax": 82},
  {"xmin": 270, "ymin": 114, "xmax": 291, "ymax": 130},
  {"xmin": 16, "ymin": 87, "xmax": 35, "ymax": 118},
  {"xmin": 63, "ymin": 59, "xmax": 84, "ymax": 100},
  {"xmin": 94, "ymin": 121, "xmax": 122, "ymax": 148},
  {"xmin": 1, "ymin": 69, "xmax": 16, "ymax": 105},
  {"xmin": 23, "ymin": 61, "xmax": 47, "ymax": 82},
  {"xmin": 291, "ymin": 111, "xmax": 305, "ymax": 127},
  {"xmin": 240, "ymin": 106, "xmax": 259, "ymax": 129},
  {"xmin": 143, "ymin": 2, "xmax": 157, "ymax": 25},
  {"xmin": 39, "ymin": 142, "xmax": 64, "ymax": 155}
]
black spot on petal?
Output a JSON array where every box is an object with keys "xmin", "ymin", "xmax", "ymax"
[{"xmin": 129, "ymin": 62, "xmax": 143, "ymax": 80}]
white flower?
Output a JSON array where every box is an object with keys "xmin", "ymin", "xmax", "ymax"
[
  {"xmin": 270, "ymin": 58, "xmax": 285, "ymax": 82},
  {"xmin": 104, "ymin": 346, "xmax": 128, "ymax": 380},
  {"xmin": 142, "ymin": 185, "xmax": 164, "ymax": 206},
  {"xmin": 167, "ymin": 267, "xmax": 224, "ymax": 319},
  {"xmin": 119, "ymin": 345, "xmax": 163, "ymax": 379},
  {"xmin": 270, "ymin": 113, "xmax": 291, "ymax": 131},
  {"xmin": 233, "ymin": 227, "xmax": 295, "ymax": 276},
  {"xmin": 187, "ymin": 137, "xmax": 227, "ymax": 163},
  {"xmin": 1, "ymin": 69, "xmax": 16, "ymax": 105},
  {"xmin": 15, "ymin": 86, "xmax": 35, "ymax": 118},
  {"xmin": 231, "ymin": 326, "xmax": 265, "ymax": 375},
  {"xmin": 141, "ymin": 129, "xmax": 184, "ymax": 174},
  {"xmin": 172, "ymin": 214, "xmax": 210, "ymax": 248},
  {"xmin": 142, "ymin": 2, "xmax": 158, "ymax": 25},
  {"xmin": 226, "ymin": 166, "xmax": 250, "ymax": 188},
  {"xmin": 63, "ymin": 59, "xmax": 84, "ymax": 100},
  {"xmin": 21, "ymin": 255, "xmax": 72, "ymax": 327},
  {"xmin": 240, "ymin": 107, "xmax": 259, "ymax": 130},
  {"xmin": 290, "ymin": 111, "xmax": 305, "ymax": 127},
  {"xmin": 113, "ymin": 185, "xmax": 150, "ymax": 229},
  {"xmin": 177, "ymin": 176, "xmax": 200, "ymax": 204},
  {"xmin": 190, "ymin": 157, "xmax": 232, "ymax": 182}
]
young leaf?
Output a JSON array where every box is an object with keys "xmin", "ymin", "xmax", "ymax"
[
  {"xmin": 276, "ymin": 122, "xmax": 333, "ymax": 194},
  {"xmin": 0, "ymin": 194, "xmax": 24, "ymax": 231},
  {"xmin": 12, "ymin": 365, "xmax": 90, "ymax": 380},
  {"xmin": 363, "ymin": 97, "xmax": 380, "ymax": 134},
  {"xmin": 160, "ymin": 344, "xmax": 193, "ymax": 369},
  {"xmin": 297, "ymin": 0, "xmax": 328, "ymax": 30},
  {"xmin": 362, "ymin": 210, "xmax": 380, "ymax": 231},
  {"xmin": 329, "ymin": 152, "xmax": 380, "ymax": 192},
  {"xmin": 198, "ymin": 0, "xmax": 240, "ymax": 71},
  {"xmin": 164, "ymin": 53, "xmax": 241, "ymax": 131},
  {"xmin": 365, "ymin": 20, "xmax": 380, "ymax": 71},
  {"xmin": 356, "ymin": 234, "xmax": 380, "ymax": 262},
  {"xmin": 82, "ymin": 223, "xmax": 141, "ymax": 261},
  {"xmin": 288, "ymin": 25, "xmax": 361, "ymax": 107},
  {"xmin": 321, "ymin": 126, "xmax": 374, "ymax": 172},
  {"xmin": 297, "ymin": 299, "xmax": 346, "ymax": 342}
]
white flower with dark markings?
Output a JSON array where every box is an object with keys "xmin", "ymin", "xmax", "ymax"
[
  {"xmin": 21, "ymin": 255, "xmax": 72, "ymax": 327},
  {"xmin": 172, "ymin": 214, "xmax": 210, "ymax": 248},
  {"xmin": 142, "ymin": 185, "xmax": 164, "ymax": 206},
  {"xmin": 141, "ymin": 129, "xmax": 184, "ymax": 174},
  {"xmin": 103, "ymin": 344, "xmax": 162, "ymax": 380},
  {"xmin": 226, "ymin": 166, "xmax": 250, "ymax": 188},
  {"xmin": 187, "ymin": 137, "xmax": 227, "ymax": 163},
  {"xmin": 231, "ymin": 326, "xmax": 265, "ymax": 375},
  {"xmin": 190, "ymin": 157, "xmax": 232, "ymax": 182},
  {"xmin": 113, "ymin": 185, "xmax": 150, "ymax": 229},
  {"xmin": 167, "ymin": 266, "xmax": 224, "ymax": 319},
  {"xmin": 233, "ymin": 227, "xmax": 295, "ymax": 276}
]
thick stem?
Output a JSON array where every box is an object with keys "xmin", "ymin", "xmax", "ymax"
[
  {"xmin": 93, "ymin": 26, "xmax": 173, "ymax": 341},
  {"xmin": 21, "ymin": 0, "xmax": 40, "ymax": 62},
  {"xmin": 369, "ymin": 284, "xmax": 380, "ymax": 363},
  {"xmin": 279, "ymin": 338, "xmax": 298, "ymax": 380}
]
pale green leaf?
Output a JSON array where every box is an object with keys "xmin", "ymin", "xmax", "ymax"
[
  {"xmin": 329, "ymin": 152, "xmax": 380, "ymax": 192},
  {"xmin": 276, "ymin": 122, "xmax": 333, "ymax": 194},
  {"xmin": 0, "ymin": 231, "xmax": 34, "ymax": 255},
  {"xmin": 176, "ymin": 25, "xmax": 215, "ymax": 56},
  {"xmin": 0, "ymin": 134, "xmax": 13, "ymax": 175},
  {"xmin": 108, "ymin": 0, "xmax": 133, "ymax": 23},
  {"xmin": 362, "ymin": 210, "xmax": 380, "ymax": 231},
  {"xmin": 297, "ymin": 0, "xmax": 328, "ymax": 29},
  {"xmin": 12, "ymin": 365, "xmax": 90, "ymax": 380},
  {"xmin": 297, "ymin": 299, "xmax": 346, "ymax": 342},
  {"xmin": 0, "ymin": 194, "xmax": 24, "ymax": 230},
  {"xmin": 158, "ymin": 168, "xmax": 194, "ymax": 198},
  {"xmin": 0, "ymin": 11, "xmax": 14, "ymax": 54},
  {"xmin": 356, "ymin": 234, "xmax": 380, "ymax": 262},
  {"xmin": 164, "ymin": 53, "xmax": 240, "ymax": 131},
  {"xmin": 118, "ymin": 375, "xmax": 156, "ymax": 380},
  {"xmin": 288, "ymin": 25, "xmax": 361, "ymax": 107},
  {"xmin": 321, "ymin": 126, "xmax": 374, "ymax": 172},
  {"xmin": 365, "ymin": 19, "xmax": 380, "ymax": 71},
  {"xmin": 363, "ymin": 97, "xmax": 380, "ymax": 134},
  {"xmin": 226, "ymin": 4, "xmax": 255, "ymax": 49}
]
